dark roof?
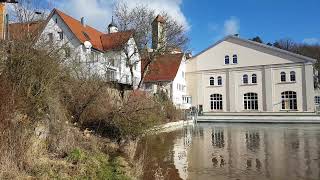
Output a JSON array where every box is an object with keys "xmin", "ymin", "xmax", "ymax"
[
  {"xmin": 143, "ymin": 53, "xmax": 184, "ymax": 82},
  {"xmin": 153, "ymin": 15, "xmax": 165, "ymax": 23}
]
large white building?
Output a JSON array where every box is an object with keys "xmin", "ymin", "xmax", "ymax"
[{"xmin": 186, "ymin": 35, "xmax": 316, "ymax": 113}]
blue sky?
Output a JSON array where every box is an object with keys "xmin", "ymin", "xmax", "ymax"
[
  {"xmin": 23, "ymin": 0, "xmax": 320, "ymax": 54},
  {"xmin": 182, "ymin": 0, "xmax": 320, "ymax": 53}
]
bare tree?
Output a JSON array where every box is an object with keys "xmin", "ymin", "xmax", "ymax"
[{"xmin": 113, "ymin": 2, "xmax": 189, "ymax": 89}]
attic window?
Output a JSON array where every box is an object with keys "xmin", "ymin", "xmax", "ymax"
[{"xmin": 82, "ymin": 31, "xmax": 90, "ymax": 40}]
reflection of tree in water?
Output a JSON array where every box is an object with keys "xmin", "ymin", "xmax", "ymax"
[
  {"xmin": 212, "ymin": 128, "xmax": 225, "ymax": 148},
  {"xmin": 245, "ymin": 131, "xmax": 260, "ymax": 151},
  {"xmin": 135, "ymin": 130, "xmax": 183, "ymax": 180}
]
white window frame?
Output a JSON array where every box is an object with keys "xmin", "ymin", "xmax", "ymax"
[
  {"xmin": 210, "ymin": 94, "xmax": 223, "ymax": 110},
  {"xmin": 244, "ymin": 93, "xmax": 258, "ymax": 110},
  {"xmin": 281, "ymin": 91, "xmax": 297, "ymax": 110}
]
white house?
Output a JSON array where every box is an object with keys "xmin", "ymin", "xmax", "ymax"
[
  {"xmin": 33, "ymin": 9, "xmax": 141, "ymax": 87},
  {"xmin": 142, "ymin": 15, "xmax": 191, "ymax": 109},
  {"xmin": 186, "ymin": 35, "xmax": 316, "ymax": 113}
]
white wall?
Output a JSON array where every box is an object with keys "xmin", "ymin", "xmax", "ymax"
[
  {"xmin": 40, "ymin": 13, "xmax": 141, "ymax": 86},
  {"xmin": 187, "ymin": 38, "xmax": 315, "ymax": 112}
]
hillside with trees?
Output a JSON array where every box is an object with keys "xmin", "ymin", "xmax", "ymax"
[{"xmin": 0, "ymin": 0, "xmax": 188, "ymax": 179}]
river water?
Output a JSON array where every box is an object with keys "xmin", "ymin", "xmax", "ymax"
[{"xmin": 136, "ymin": 123, "xmax": 320, "ymax": 180}]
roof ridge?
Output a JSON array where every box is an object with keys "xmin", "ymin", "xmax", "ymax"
[
  {"xmin": 193, "ymin": 35, "xmax": 316, "ymax": 63},
  {"xmin": 54, "ymin": 8, "xmax": 104, "ymax": 34}
]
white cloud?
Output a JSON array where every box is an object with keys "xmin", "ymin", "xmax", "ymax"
[
  {"xmin": 223, "ymin": 16, "xmax": 240, "ymax": 36},
  {"xmin": 53, "ymin": 0, "xmax": 189, "ymax": 32},
  {"xmin": 303, "ymin": 38, "xmax": 320, "ymax": 45}
]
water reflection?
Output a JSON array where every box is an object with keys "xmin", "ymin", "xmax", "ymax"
[{"xmin": 137, "ymin": 123, "xmax": 320, "ymax": 180}]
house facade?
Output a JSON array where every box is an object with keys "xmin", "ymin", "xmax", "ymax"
[
  {"xmin": 186, "ymin": 35, "xmax": 316, "ymax": 113},
  {"xmin": 143, "ymin": 53, "xmax": 191, "ymax": 109},
  {"xmin": 142, "ymin": 15, "xmax": 191, "ymax": 109},
  {"xmin": 37, "ymin": 9, "xmax": 141, "ymax": 87}
]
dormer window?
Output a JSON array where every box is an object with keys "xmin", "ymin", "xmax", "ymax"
[
  {"xmin": 225, "ymin": 55, "xmax": 230, "ymax": 64},
  {"xmin": 210, "ymin": 77, "xmax": 214, "ymax": 86},
  {"xmin": 233, "ymin": 55, "xmax": 238, "ymax": 64}
]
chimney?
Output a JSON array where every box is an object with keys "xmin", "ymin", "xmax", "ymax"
[
  {"xmin": 80, "ymin": 17, "xmax": 85, "ymax": 27},
  {"xmin": 152, "ymin": 15, "xmax": 166, "ymax": 50},
  {"xmin": 0, "ymin": 3, "xmax": 5, "ymax": 40}
]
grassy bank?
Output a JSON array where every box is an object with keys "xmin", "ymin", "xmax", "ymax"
[{"xmin": 0, "ymin": 32, "xmax": 181, "ymax": 179}]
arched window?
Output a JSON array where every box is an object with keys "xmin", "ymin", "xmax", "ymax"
[
  {"xmin": 218, "ymin": 76, "xmax": 222, "ymax": 85},
  {"xmin": 281, "ymin": 91, "xmax": 297, "ymax": 110},
  {"xmin": 252, "ymin": 74, "xmax": 257, "ymax": 84},
  {"xmin": 233, "ymin": 55, "xmax": 238, "ymax": 64},
  {"xmin": 225, "ymin": 55, "xmax": 230, "ymax": 64},
  {"xmin": 243, "ymin": 74, "xmax": 248, "ymax": 84},
  {"xmin": 244, "ymin": 93, "xmax": 258, "ymax": 110},
  {"xmin": 210, "ymin": 77, "xmax": 214, "ymax": 86},
  {"xmin": 210, "ymin": 94, "xmax": 223, "ymax": 110},
  {"xmin": 290, "ymin": 71, "xmax": 296, "ymax": 82},
  {"xmin": 280, "ymin": 72, "xmax": 286, "ymax": 82}
]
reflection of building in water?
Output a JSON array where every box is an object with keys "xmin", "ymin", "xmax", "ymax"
[
  {"xmin": 187, "ymin": 125, "xmax": 320, "ymax": 180},
  {"xmin": 173, "ymin": 126, "xmax": 193, "ymax": 180}
]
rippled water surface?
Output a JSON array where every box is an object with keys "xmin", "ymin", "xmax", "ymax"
[{"xmin": 136, "ymin": 123, "xmax": 320, "ymax": 180}]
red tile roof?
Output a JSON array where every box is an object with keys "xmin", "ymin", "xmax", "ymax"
[
  {"xmin": 100, "ymin": 30, "xmax": 133, "ymax": 51},
  {"xmin": 9, "ymin": 21, "xmax": 44, "ymax": 40},
  {"xmin": 55, "ymin": 9, "xmax": 105, "ymax": 51},
  {"xmin": 143, "ymin": 53, "xmax": 184, "ymax": 82},
  {"xmin": 54, "ymin": 9, "xmax": 133, "ymax": 52}
]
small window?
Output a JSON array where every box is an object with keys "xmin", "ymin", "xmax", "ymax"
[
  {"xmin": 252, "ymin": 74, "xmax": 257, "ymax": 84},
  {"xmin": 55, "ymin": 18, "xmax": 58, "ymax": 23},
  {"xmin": 82, "ymin": 31, "xmax": 90, "ymax": 40},
  {"xmin": 290, "ymin": 71, "xmax": 296, "ymax": 82},
  {"xmin": 315, "ymin": 96, "xmax": 320, "ymax": 104},
  {"xmin": 58, "ymin": 31, "xmax": 63, "ymax": 40},
  {"xmin": 243, "ymin": 74, "xmax": 248, "ymax": 84},
  {"xmin": 218, "ymin": 76, "xmax": 222, "ymax": 85},
  {"xmin": 210, "ymin": 77, "xmax": 214, "ymax": 86},
  {"xmin": 65, "ymin": 47, "xmax": 71, "ymax": 58},
  {"xmin": 48, "ymin": 33, "xmax": 53, "ymax": 43},
  {"xmin": 280, "ymin": 72, "xmax": 286, "ymax": 82},
  {"xmin": 182, "ymin": 71, "xmax": 185, "ymax": 78},
  {"xmin": 225, "ymin": 55, "xmax": 230, "ymax": 64},
  {"xmin": 233, "ymin": 55, "xmax": 238, "ymax": 64}
]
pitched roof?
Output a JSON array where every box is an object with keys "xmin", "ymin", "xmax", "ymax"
[
  {"xmin": 143, "ymin": 53, "xmax": 184, "ymax": 82},
  {"xmin": 193, "ymin": 35, "xmax": 317, "ymax": 63},
  {"xmin": 54, "ymin": 9, "xmax": 105, "ymax": 51},
  {"xmin": 100, "ymin": 30, "xmax": 133, "ymax": 51},
  {"xmin": 8, "ymin": 21, "xmax": 44, "ymax": 40},
  {"xmin": 153, "ymin": 15, "xmax": 165, "ymax": 23},
  {"xmin": 54, "ymin": 9, "xmax": 133, "ymax": 52}
]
